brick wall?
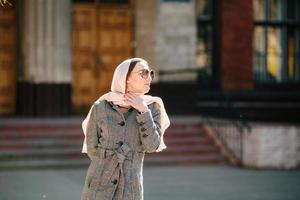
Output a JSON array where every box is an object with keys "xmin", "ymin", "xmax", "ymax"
[{"xmin": 219, "ymin": 0, "xmax": 254, "ymax": 90}]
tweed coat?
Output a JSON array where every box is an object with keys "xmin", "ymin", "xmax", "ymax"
[{"xmin": 81, "ymin": 99, "xmax": 162, "ymax": 200}]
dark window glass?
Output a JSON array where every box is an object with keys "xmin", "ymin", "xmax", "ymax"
[
  {"xmin": 162, "ymin": 0, "xmax": 191, "ymax": 2},
  {"xmin": 72, "ymin": 0, "xmax": 129, "ymax": 4},
  {"xmin": 253, "ymin": 0, "xmax": 300, "ymax": 83},
  {"xmin": 196, "ymin": 0, "xmax": 215, "ymax": 85},
  {"xmin": 99, "ymin": 0, "xmax": 129, "ymax": 4}
]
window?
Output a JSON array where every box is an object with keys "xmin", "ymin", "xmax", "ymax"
[
  {"xmin": 72, "ymin": 0, "xmax": 129, "ymax": 4},
  {"xmin": 196, "ymin": 0, "xmax": 216, "ymax": 87},
  {"xmin": 253, "ymin": 0, "xmax": 300, "ymax": 84}
]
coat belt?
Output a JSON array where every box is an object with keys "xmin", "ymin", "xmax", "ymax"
[{"xmin": 90, "ymin": 142, "xmax": 134, "ymax": 199}]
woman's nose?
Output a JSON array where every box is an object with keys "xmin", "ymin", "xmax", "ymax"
[{"xmin": 147, "ymin": 75, "xmax": 153, "ymax": 82}]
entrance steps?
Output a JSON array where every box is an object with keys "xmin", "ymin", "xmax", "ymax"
[{"xmin": 0, "ymin": 117, "xmax": 227, "ymax": 169}]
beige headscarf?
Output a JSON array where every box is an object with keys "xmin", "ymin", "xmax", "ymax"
[{"xmin": 82, "ymin": 58, "xmax": 170, "ymax": 153}]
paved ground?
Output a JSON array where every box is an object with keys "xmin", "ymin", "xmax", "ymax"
[{"xmin": 0, "ymin": 164, "xmax": 299, "ymax": 200}]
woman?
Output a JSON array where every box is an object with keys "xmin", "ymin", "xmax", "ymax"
[{"xmin": 80, "ymin": 58, "xmax": 170, "ymax": 200}]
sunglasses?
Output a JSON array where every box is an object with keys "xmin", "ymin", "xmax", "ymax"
[{"xmin": 132, "ymin": 69, "xmax": 155, "ymax": 79}]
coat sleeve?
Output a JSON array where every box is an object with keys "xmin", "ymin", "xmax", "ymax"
[
  {"xmin": 136, "ymin": 103, "xmax": 161, "ymax": 153},
  {"xmin": 86, "ymin": 104, "xmax": 99, "ymax": 159}
]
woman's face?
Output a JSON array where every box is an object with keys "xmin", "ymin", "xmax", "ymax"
[{"xmin": 126, "ymin": 61, "xmax": 153, "ymax": 94}]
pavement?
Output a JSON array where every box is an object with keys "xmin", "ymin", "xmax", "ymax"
[{"xmin": 0, "ymin": 164, "xmax": 300, "ymax": 200}]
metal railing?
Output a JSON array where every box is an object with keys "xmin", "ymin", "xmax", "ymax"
[{"xmin": 201, "ymin": 116, "xmax": 251, "ymax": 166}]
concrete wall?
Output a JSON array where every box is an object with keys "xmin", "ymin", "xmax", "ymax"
[
  {"xmin": 156, "ymin": 0, "xmax": 197, "ymax": 82},
  {"xmin": 298, "ymin": 132, "xmax": 300, "ymax": 165},
  {"xmin": 243, "ymin": 123, "xmax": 300, "ymax": 169},
  {"xmin": 134, "ymin": 0, "xmax": 159, "ymax": 82},
  {"xmin": 135, "ymin": 0, "xmax": 197, "ymax": 82}
]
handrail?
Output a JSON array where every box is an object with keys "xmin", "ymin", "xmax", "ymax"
[{"xmin": 200, "ymin": 115, "xmax": 251, "ymax": 166}]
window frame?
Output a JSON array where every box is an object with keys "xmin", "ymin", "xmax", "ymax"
[
  {"xmin": 195, "ymin": 0, "xmax": 219, "ymax": 89},
  {"xmin": 253, "ymin": 0, "xmax": 300, "ymax": 89}
]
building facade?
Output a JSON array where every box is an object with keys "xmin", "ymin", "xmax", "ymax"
[
  {"xmin": 0, "ymin": 0, "xmax": 299, "ymax": 169},
  {"xmin": 0, "ymin": 0, "xmax": 299, "ymax": 121}
]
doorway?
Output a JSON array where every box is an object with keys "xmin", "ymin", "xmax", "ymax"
[{"xmin": 72, "ymin": 3, "xmax": 133, "ymax": 111}]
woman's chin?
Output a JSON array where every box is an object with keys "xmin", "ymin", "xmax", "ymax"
[
  {"xmin": 131, "ymin": 86, "xmax": 150, "ymax": 94},
  {"xmin": 144, "ymin": 86, "xmax": 150, "ymax": 93},
  {"xmin": 139, "ymin": 89, "xmax": 150, "ymax": 95}
]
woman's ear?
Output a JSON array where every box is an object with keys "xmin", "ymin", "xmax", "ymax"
[
  {"xmin": 126, "ymin": 79, "xmax": 131, "ymax": 92},
  {"xmin": 126, "ymin": 79, "xmax": 130, "ymax": 85}
]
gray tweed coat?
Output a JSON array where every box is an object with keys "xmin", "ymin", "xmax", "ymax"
[{"xmin": 81, "ymin": 100, "xmax": 162, "ymax": 200}]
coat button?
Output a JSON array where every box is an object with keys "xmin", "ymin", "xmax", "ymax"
[
  {"xmin": 112, "ymin": 179, "xmax": 118, "ymax": 185},
  {"xmin": 141, "ymin": 127, "xmax": 147, "ymax": 132},
  {"xmin": 119, "ymin": 121, "xmax": 125, "ymax": 126},
  {"xmin": 138, "ymin": 121, "xmax": 145, "ymax": 126}
]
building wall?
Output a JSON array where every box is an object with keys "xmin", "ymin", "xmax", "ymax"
[
  {"xmin": 243, "ymin": 123, "xmax": 300, "ymax": 169},
  {"xmin": 22, "ymin": 0, "xmax": 71, "ymax": 84},
  {"xmin": 135, "ymin": 0, "xmax": 254, "ymax": 87},
  {"xmin": 16, "ymin": 0, "xmax": 72, "ymax": 116},
  {"xmin": 156, "ymin": 0, "xmax": 197, "ymax": 82},
  {"xmin": 219, "ymin": 0, "xmax": 254, "ymax": 90},
  {"xmin": 134, "ymin": 0, "xmax": 159, "ymax": 82},
  {"xmin": 298, "ymin": 133, "xmax": 300, "ymax": 165},
  {"xmin": 135, "ymin": 0, "xmax": 197, "ymax": 82}
]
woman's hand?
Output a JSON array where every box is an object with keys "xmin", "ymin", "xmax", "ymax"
[{"xmin": 124, "ymin": 92, "xmax": 148, "ymax": 113}]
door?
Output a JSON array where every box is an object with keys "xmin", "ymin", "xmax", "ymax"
[
  {"xmin": 72, "ymin": 4, "xmax": 132, "ymax": 110},
  {"xmin": 0, "ymin": 4, "xmax": 16, "ymax": 115}
]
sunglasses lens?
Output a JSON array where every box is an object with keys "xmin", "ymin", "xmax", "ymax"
[
  {"xmin": 140, "ymin": 69, "xmax": 154, "ymax": 79},
  {"xmin": 150, "ymin": 71, "xmax": 154, "ymax": 79}
]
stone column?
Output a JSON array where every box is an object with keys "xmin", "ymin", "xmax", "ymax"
[
  {"xmin": 53, "ymin": 0, "xmax": 72, "ymax": 84},
  {"xmin": 19, "ymin": 0, "xmax": 72, "ymax": 116}
]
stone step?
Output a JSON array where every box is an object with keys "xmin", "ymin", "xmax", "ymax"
[
  {"xmin": 0, "ymin": 153, "xmax": 226, "ymax": 169},
  {"xmin": 0, "ymin": 139, "xmax": 82, "ymax": 150},
  {"xmin": 0, "ymin": 151, "xmax": 226, "ymax": 168},
  {"xmin": 0, "ymin": 128, "xmax": 204, "ymax": 140},
  {"xmin": 0, "ymin": 117, "xmax": 227, "ymax": 167},
  {"xmin": 0, "ymin": 135, "xmax": 211, "ymax": 150},
  {"xmin": 0, "ymin": 118, "xmax": 203, "ymax": 128},
  {"xmin": 0, "ymin": 147, "xmax": 83, "ymax": 160},
  {"xmin": 0, "ymin": 129, "xmax": 82, "ymax": 139},
  {"xmin": 0, "ymin": 143, "xmax": 219, "ymax": 159},
  {"xmin": 164, "ymin": 136, "xmax": 213, "ymax": 145},
  {"xmin": 0, "ymin": 125, "xmax": 203, "ymax": 133},
  {"xmin": 145, "ymin": 154, "xmax": 226, "ymax": 165},
  {"xmin": 0, "ymin": 158, "xmax": 89, "ymax": 169}
]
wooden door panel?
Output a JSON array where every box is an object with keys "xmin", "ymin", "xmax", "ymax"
[
  {"xmin": 72, "ymin": 5, "xmax": 97, "ymax": 107},
  {"xmin": 72, "ymin": 4, "xmax": 132, "ymax": 109},
  {"xmin": 0, "ymin": 5, "xmax": 16, "ymax": 115},
  {"xmin": 97, "ymin": 7, "xmax": 132, "ymax": 95}
]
